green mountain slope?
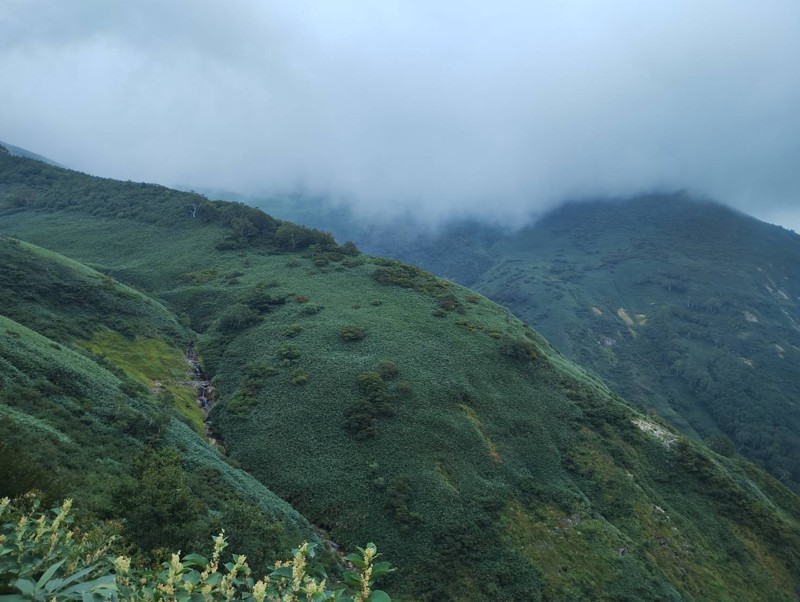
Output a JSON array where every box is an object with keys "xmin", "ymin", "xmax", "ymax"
[
  {"xmin": 0, "ymin": 235, "xmax": 313, "ymax": 570},
  {"xmin": 1, "ymin": 149, "xmax": 799, "ymax": 600},
  {"xmin": 249, "ymin": 193, "xmax": 800, "ymax": 492},
  {"xmin": 471, "ymin": 197, "xmax": 800, "ymax": 484}
]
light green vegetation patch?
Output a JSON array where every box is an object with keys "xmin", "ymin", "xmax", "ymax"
[
  {"xmin": 459, "ymin": 404, "xmax": 502, "ymax": 463},
  {"xmin": 82, "ymin": 330, "xmax": 203, "ymax": 434}
]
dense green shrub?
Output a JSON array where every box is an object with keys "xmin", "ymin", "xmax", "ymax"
[
  {"xmin": 357, "ymin": 372, "xmax": 387, "ymax": 403},
  {"xmin": 217, "ymin": 304, "xmax": 262, "ymax": 334},
  {"xmin": 377, "ymin": 361, "xmax": 399, "ymax": 380},
  {"xmin": 274, "ymin": 222, "xmax": 336, "ymax": 251},
  {"xmin": 340, "ymin": 325, "xmax": 366, "ymax": 342},
  {"xmin": 290, "ymin": 368, "xmax": 308, "ymax": 386},
  {"xmin": 384, "ymin": 475, "xmax": 422, "ymax": 527},
  {"xmin": 228, "ymin": 391, "xmax": 257, "ymax": 415},
  {"xmin": 242, "ymin": 283, "xmax": 287, "ymax": 313},
  {"xmin": 0, "ymin": 438, "xmax": 62, "ymax": 501},
  {"xmin": 343, "ymin": 256, "xmax": 365, "ymax": 268},
  {"xmin": 278, "ymin": 344, "xmax": 301, "ymax": 362},
  {"xmin": 393, "ymin": 381, "xmax": 413, "ymax": 399},
  {"xmin": 372, "ymin": 259, "xmax": 449, "ymax": 295},
  {"xmin": 344, "ymin": 372, "xmax": 397, "ymax": 439},
  {"xmin": 113, "ymin": 448, "xmax": 206, "ymax": 553},
  {"xmin": 438, "ymin": 294, "xmax": 465, "ymax": 314},
  {"xmin": 343, "ymin": 399, "xmax": 379, "ymax": 439},
  {"xmin": 228, "ymin": 364, "xmax": 282, "ymax": 415},
  {"xmin": 300, "ymin": 304, "xmax": 324, "ymax": 316},
  {"xmin": 283, "ymin": 323, "xmax": 303, "ymax": 338},
  {"xmin": 180, "ymin": 267, "xmax": 222, "ymax": 284},
  {"xmin": 499, "ymin": 336, "xmax": 538, "ymax": 361},
  {"xmin": 341, "ymin": 241, "xmax": 360, "ymax": 256}
]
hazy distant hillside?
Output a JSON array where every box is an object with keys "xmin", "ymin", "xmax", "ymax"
[
  {"xmin": 2, "ymin": 149, "xmax": 799, "ymax": 600},
  {"xmin": 0, "ymin": 139, "xmax": 64, "ymax": 167},
  {"xmin": 461, "ymin": 197, "xmax": 800, "ymax": 492}
]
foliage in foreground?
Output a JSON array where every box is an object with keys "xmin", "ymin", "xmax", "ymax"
[{"xmin": 0, "ymin": 497, "xmax": 392, "ymax": 602}]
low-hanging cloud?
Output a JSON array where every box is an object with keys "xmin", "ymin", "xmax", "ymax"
[{"xmin": 1, "ymin": 1, "xmax": 799, "ymax": 227}]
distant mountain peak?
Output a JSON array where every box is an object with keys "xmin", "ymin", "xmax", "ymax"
[{"xmin": 0, "ymin": 140, "xmax": 65, "ymax": 168}]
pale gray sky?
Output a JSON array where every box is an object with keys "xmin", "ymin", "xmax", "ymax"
[{"xmin": 1, "ymin": 1, "xmax": 799, "ymax": 230}]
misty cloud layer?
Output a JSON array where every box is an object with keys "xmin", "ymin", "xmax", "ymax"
[{"xmin": 1, "ymin": 1, "xmax": 799, "ymax": 228}]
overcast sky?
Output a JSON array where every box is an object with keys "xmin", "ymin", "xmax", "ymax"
[{"xmin": 1, "ymin": 1, "xmax": 799, "ymax": 229}]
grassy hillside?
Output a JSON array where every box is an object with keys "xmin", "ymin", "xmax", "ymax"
[
  {"xmin": 249, "ymin": 193, "xmax": 800, "ymax": 493},
  {"xmin": 1, "ymin": 149, "xmax": 799, "ymax": 600},
  {"xmin": 0, "ymin": 235, "xmax": 313, "ymax": 573}
]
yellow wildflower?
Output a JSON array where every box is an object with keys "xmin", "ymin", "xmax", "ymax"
[
  {"xmin": 305, "ymin": 578, "xmax": 326, "ymax": 598},
  {"xmin": 114, "ymin": 556, "xmax": 131, "ymax": 575},
  {"xmin": 34, "ymin": 515, "xmax": 47, "ymax": 542},
  {"xmin": 292, "ymin": 543, "xmax": 309, "ymax": 592},
  {"xmin": 252, "ymin": 580, "xmax": 268, "ymax": 602},
  {"xmin": 51, "ymin": 499, "xmax": 72, "ymax": 532},
  {"xmin": 360, "ymin": 564, "xmax": 373, "ymax": 601}
]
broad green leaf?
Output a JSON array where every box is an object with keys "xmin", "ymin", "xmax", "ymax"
[
  {"xmin": 12, "ymin": 578, "xmax": 34, "ymax": 597},
  {"xmin": 61, "ymin": 574, "xmax": 117, "ymax": 595},
  {"xmin": 181, "ymin": 553, "xmax": 208, "ymax": 568},
  {"xmin": 52, "ymin": 564, "xmax": 99, "ymax": 589},
  {"xmin": 371, "ymin": 562, "xmax": 393, "ymax": 577},
  {"xmin": 35, "ymin": 557, "xmax": 66, "ymax": 591},
  {"xmin": 270, "ymin": 566, "xmax": 293, "ymax": 579},
  {"xmin": 342, "ymin": 571, "xmax": 361, "ymax": 586},
  {"xmin": 306, "ymin": 543, "xmax": 317, "ymax": 559},
  {"xmin": 343, "ymin": 554, "xmax": 365, "ymax": 569},
  {"xmin": 182, "ymin": 571, "xmax": 201, "ymax": 586},
  {"xmin": 205, "ymin": 572, "xmax": 223, "ymax": 586}
]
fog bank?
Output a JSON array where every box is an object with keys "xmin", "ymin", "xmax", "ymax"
[{"xmin": 1, "ymin": 1, "xmax": 799, "ymax": 228}]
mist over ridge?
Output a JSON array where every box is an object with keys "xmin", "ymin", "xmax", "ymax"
[{"xmin": 1, "ymin": 1, "xmax": 799, "ymax": 229}]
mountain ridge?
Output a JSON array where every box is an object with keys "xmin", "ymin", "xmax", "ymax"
[{"xmin": 0, "ymin": 139, "xmax": 65, "ymax": 168}]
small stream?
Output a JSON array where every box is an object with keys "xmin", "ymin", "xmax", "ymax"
[{"xmin": 186, "ymin": 343, "xmax": 218, "ymax": 444}]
